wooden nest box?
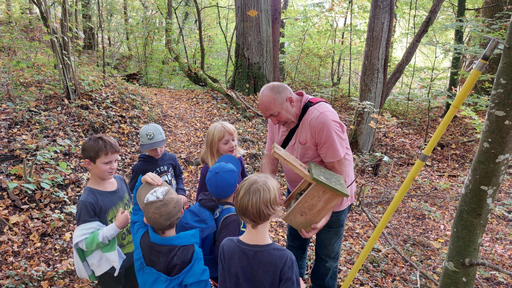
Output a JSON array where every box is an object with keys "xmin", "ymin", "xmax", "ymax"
[{"xmin": 271, "ymin": 144, "xmax": 349, "ymax": 233}]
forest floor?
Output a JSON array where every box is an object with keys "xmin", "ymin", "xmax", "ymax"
[{"xmin": 0, "ymin": 76, "xmax": 511, "ymax": 288}]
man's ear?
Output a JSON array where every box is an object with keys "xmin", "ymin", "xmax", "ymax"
[
  {"xmin": 84, "ymin": 159, "xmax": 92, "ymax": 168},
  {"xmin": 143, "ymin": 217, "xmax": 148, "ymax": 225},
  {"xmin": 286, "ymin": 96, "xmax": 295, "ymax": 108}
]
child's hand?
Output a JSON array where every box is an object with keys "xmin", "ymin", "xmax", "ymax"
[
  {"xmin": 178, "ymin": 195, "xmax": 188, "ymax": 207},
  {"xmin": 141, "ymin": 172, "xmax": 163, "ymax": 185},
  {"xmin": 114, "ymin": 208, "xmax": 130, "ymax": 230},
  {"xmin": 299, "ymin": 278, "xmax": 305, "ymax": 288}
]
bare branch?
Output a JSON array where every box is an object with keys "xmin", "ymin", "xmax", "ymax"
[
  {"xmin": 464, "ymin": 259, "xmax": 512, "ymax": 277},
  {"xmin": 360, "ymin": 206, "xmax": 440, "ymax": 286}
]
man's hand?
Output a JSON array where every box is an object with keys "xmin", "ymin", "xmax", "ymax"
[
  {"xmin": 179, "ymin": 194, "xmax": 188, "ymax": 207},
  {"xmin": 114, "ymin": 208, "xmax": 130, "ymax": 230},
  {"xmin": 141, "ymin": 172, "xmax": 162, "ymax": 185},
  {"xmin": 299, "ymin": 210, "xmax": 333, "ymax": 238},
  {"xmin": 261, "ymin": 152, "xmax": 279, "ymax": 175}
]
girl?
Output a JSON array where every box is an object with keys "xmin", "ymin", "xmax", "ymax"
[{"xmin": 196, "ymin": 121, "xmax": 248, "ymax": 201}]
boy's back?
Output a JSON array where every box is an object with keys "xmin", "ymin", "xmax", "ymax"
[
  {"xmin": 131, "ymin": 177, "xmax": 210, "ymax": 288},
  {"xmin": 218, "ymin": 237, "xmax": 300, "ymax": 288}
]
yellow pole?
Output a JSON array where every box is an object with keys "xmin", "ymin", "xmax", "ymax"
[{"xmin": 341, "ymin": 39, "xmax": 500, "ymax": 288}]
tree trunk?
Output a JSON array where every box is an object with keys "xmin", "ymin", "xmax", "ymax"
[
  {"xmin": 472, "ymin": 0, "xmax": 506, "ymax": 97},
  {"xmin": 123, "ymin": 0, "xmax": 131, "ymax": 52},
  {"xmin": 82, "ymin": 0, "xmax": 96, "ymax": 50},
  {"xmin": 271, "ymin": 0, "xmax": 280, "ymax": 81},
  {"xmin": 165, "ymin": 0, "xmax": 240, "ymax": 107},
  {"xmin": 439, "ymin": 18, "xmax": 512, "ymax": 287},
  {"xmin": 96, "ymin": 0, "xmax": 105, "ymax": 77},
  {"xmin": 192, "ymin": 0, "xmax": 205, "ymax": 71},
  {"xmin": 6, "ymin": 0, "xmax": 12, "ymax": 22},
  {"xmin": 31, "ymin": 0, "xmax": 78, "ymax": 100},
  {"xmin": 351, "ymin": 0, "xmax": 395, "ymax": 152},
  {"xmin": 279, "ymin": 0, "xmax": 289, "ymax": 81},
  {"xmin": 231, "ymin": 0, "xmax": 273, "ymax": 95},
  {"xmin": 382, "ymin": 0, "xmax": 445, "ymax": 107},
  {"xmin": 442, "ymin": 0, "xmax": 465, "ymax": 116}
]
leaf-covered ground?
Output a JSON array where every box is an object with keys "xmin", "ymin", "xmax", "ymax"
[{"xmin": 0, "ymin": 78, "xmax": 511, "ymax": 287}]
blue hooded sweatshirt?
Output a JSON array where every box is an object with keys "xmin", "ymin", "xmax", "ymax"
[{"xmin": 129, "ymin": 151, "xmax": 185, "ymax": 196}]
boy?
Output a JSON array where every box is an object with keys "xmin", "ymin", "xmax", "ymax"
[
  {"xmin": 129, "ymin": 123, "xmax": 187, "ymax": 207},
  {"xmin": 177, "ymin": 154, "xmax": 244, "ymax": 284},
  {"xmin": 73, "ymin": 135, "xmax": 137, "ymax": 288},
  {"xmin": 130, "ymin": 172, "xmax": 210, "ymax": 287},
  {"xmin": 218, "ymin": 174, "xmax": 304, "ymax": 288}
]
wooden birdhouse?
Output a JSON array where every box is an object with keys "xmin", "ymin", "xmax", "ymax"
[{"xmin": 271, "ymin": 144, "xmax": 349, "ymax": 233}]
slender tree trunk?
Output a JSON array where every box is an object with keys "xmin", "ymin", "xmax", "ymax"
[
  {"xmin": 192, "ymin": 0, "xmax": 205, "ymax": 71},
  {"xmin": 439, "ymin": 19, "xmax": 512, "ymax": 287},
  {"xmin": 31, "ymin": 0, "xmax": 78, "ymax": 100},
  {"xmin": 123, "ymin": 0, "xmax": 130, "ymax": 52},
  {"xmin": 473, "ymin": 0, "xmax": 506, "ymax": 96},
  {"xmin": 271, "ymin": 0, "xmax": 280, "ymax": 81},
  {"xmin": 82, "ymin": 0, "xmax": 96, "ymax": 50},
  {"xmin": 442, "ymin": 0, "xmax": 466, "ymax": 117},
  {"xmin": 231, "ymin": 0, "xmax": 273, "ymax": 95},
  {"xmin": 61, "ymin": 0, "xmax": 71, "ymax": 73},
  {"xmin": 97, "ymin": 0, "xmax": 105, "ymax": 77},
  {"xmin": 279, "ymin": 0, "xmax": 289, "ymax": 81},
  {"xmin": 351, "ymin": 0, "xmax": 395, "ymax": 152},
  {"xmin": 6, "ymin": 0, "xmax": 13, "ymax": 22},
  {"xmin": 165, "ymin": 0, "xmax": 239, "ymax": 106},
  {"xmin": 382, "ymin": 0, "xmax": 445, "ymax": 107}
]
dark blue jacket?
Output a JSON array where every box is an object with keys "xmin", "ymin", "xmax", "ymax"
[{"xmin": 129, "ymin": 151, "xmax": 185, "ymax": 196}]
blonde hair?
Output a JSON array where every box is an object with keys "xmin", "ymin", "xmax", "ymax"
[
  {"xmin": 235, "ymin": 174, "xmax": 281, "ymax": 229},
  {"xmin": 200, "ymin": 121, "xmax": 244, "ymax": 167}
]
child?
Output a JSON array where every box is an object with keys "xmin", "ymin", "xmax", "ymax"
[
  {"xmin": 129, "ymin": 123, "xmax": 187, "ymax": 207},
  {"xmin": 196, "ymin": 121, "xmax": 248, "ymax": 201},
  {"xmin": 177, "ymin": 154, "xmax": 245, "ymax": 284},
  {"xmin": 130, "ymin": 172, "xmax": 210, "ymax": 287},
  {"xmin": 218, "ymin": 174, "xmax": 305, "ymax": 288},
  {"xmin": 73, "ymin": 135, "xmax": 137, "ymax": 288}
]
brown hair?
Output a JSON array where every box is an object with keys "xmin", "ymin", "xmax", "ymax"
[
  {"xmin": 199, "ymin": 121, "xmax": 244, "ymax": 167},
  {"xmin": 235, "ymin": 174, "xmax": 281, "ymax": 229},
  {"xmin": 81, "ymin": 135, "xmax": 120, "ymax": 164},
  {"xmin": 153, "ymin": 219, "xmax": 180, "ymax": 236}
]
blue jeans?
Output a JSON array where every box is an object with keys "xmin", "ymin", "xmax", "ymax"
[{"xmin": 286, "ymin": 204, "xmax": 351, "ymax": 288}]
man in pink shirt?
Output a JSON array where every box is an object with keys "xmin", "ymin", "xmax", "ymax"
[{"xmin": 259, "ymin": 82, "xmax": 355, "ymax": 288}]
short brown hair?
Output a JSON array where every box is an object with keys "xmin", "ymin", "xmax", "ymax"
[
  {"xmin": 153, "ymin": 220, "xmax": 179, "ymax": 236},
  {"xmin": 235, "ymin": 174, "xmax": 281, "ymax": 229},
  {"xmin": 81, "ymin": 135, "xmax": 120, "ymax": 164}
]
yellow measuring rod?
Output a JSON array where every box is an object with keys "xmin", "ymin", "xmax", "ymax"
[{"xmin": 341, "ymin": 38, "xmax": 502, "ymax": 287}]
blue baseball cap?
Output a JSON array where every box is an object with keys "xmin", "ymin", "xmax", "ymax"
[{"xmin": 206, "ymin": 154, "xmax": 241, "ymax": 200}]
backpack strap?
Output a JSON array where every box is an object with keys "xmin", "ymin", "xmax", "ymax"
[
  {"xmin": 213, "ymin": 205, "xmax": 245, "ymax": 241},
  {"xmin": 281, "ymin": 97, "xmax": 328, "ymax": 149}
]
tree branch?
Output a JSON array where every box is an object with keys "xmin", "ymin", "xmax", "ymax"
[
  {"xmin": 227, "ymin": 90, "xmax": 262, "ymax": 116},
  {"xmin": 382, "ymin": 0, "xmax": 445, "ymax": 108},
  {"xmin": 360, "ymin": 206, "xmax": 440, "ymax": 285},
  {"xmin": 464, "ymin": 259, "xmax": 512, "ymax": 277}
]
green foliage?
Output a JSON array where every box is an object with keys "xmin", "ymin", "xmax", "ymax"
[{"xmin": 7, "ymin": 141, "xmax": 73, "ymax": 201}]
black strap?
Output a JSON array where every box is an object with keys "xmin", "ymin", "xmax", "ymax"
[{"xmin": 281, "ymin": 98, "xmax": 327, "ymax": 149}]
